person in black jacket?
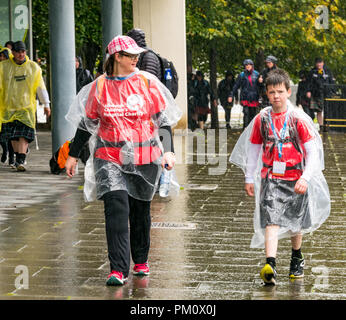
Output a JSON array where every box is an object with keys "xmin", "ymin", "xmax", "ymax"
[
  {"xmin": 217, "ymin": 71, "xmax": 235, "ymax": 129},
  {"xmin": 228, "ymin": 59, "xmax": 260, "ymax": 129},
  {"xmin": 126, "ymin": 28, "xmax": 162, "ymax": 81},
  {"xmin": 193, "ymin": 71, "xmax": 217, "ymax": 129},
  {"xmin": 306, "ymin": 57, "xmax": 335, "ymax": 129},
  {"xmin": 258, "ymin": 55, "xmax": 278, "ymax": 108},
  {"xmin": 75, "ymin": 56, "xmax": 94, "ymax": 93},
  {"xmin": 187, "ymin": 70, "xmax": 198, "ymax": 130},
  {"xmin": 296, "ymin": 70, "xmax": 314, "ymax": 120}
]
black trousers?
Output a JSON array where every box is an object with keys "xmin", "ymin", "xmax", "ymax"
[
  {"xmin": 0, "ymin": 140, "xmax": 15, "ymax": 163},
  {"xmin": 243, "ymin": 106, "xmax": 258, "ymax": 128},
  {"xmin": 221, "ymin": 104, "xmax": 232, "ymax": 125},
  {"xmin": 101, "ymin": 190, "xmax": 151, "ymax": 277}
]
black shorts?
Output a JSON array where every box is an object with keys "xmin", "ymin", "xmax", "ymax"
[
  {"xmin": 1, "ymin": 121, "xmax": 35, "ymax": 143},
  {"xmin": 260, "ymin": 178, "xmax": 311, "ymax": 230}
]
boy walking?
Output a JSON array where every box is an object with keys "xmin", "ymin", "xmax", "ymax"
[{"xmin": 230, "ymin": 69, "xmax": 330, "ymax": 285}]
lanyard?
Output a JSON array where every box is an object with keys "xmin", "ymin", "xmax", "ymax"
[{"xmin": 268, "ymin": 109, "xmax": 289, "ymax": 159}]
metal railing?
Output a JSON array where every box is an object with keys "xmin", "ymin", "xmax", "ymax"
[{"xmin": 323, "ymin": 84, "xmax": 346, "ymax": 132}]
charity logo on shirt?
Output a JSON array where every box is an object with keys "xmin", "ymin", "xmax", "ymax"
[
  {"xmin": 103, "ymin": 94, "xmax": 145, "ymax": 117},
  {"xmin": 127, "ymin": 94, "xmax": 144, "ymax": 111}
]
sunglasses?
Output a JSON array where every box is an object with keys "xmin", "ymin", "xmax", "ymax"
[{"xmin": 120, "ymin": 52, "xmax": 140, "ymax": 60}]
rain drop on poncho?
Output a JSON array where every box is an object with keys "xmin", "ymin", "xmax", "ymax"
[
  {"xmin": 230, "ymin": 101, "xmax": 330, "ymax": 248},
  {"xmin": 66, "ymin": 69, "xmax": 182, "ymax": 202}
]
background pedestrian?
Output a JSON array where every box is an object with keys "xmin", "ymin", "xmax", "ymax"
[
  {"xmin": 76, "ymin": 56, "xmax": 94, "ymax": 93},
  {"xmin": 217, "ymin": 70, "xmax": 235, "ymax": 129},
  {"xmin": 306, "ymin": 57, "xmax": 335, "ymax": 131},
  {"xmin": 193, "ymin": 70, "xmax": 217, "ymax": 129},
  {"xmin": 296, "ymin": 70, "xmax": 314, "ymax": 120},
  {"xmin": 258, "ymin": 55, "xmax": 278, "ymax": 108},
  {"xmin": 0, "ymin": 41, "xmax": 50, "ymax": 171},
  {"xmin": 126, "ymin": 28, "xmax": 162, "ymax": 80},
  {"xmin": 228, "ymin": 59, "xmax": 260, "ymax": 129}
]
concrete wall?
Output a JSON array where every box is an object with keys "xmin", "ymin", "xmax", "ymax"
[{"xmin": 132, "ymin": 0, "xmax": 187, "ymax": 129}]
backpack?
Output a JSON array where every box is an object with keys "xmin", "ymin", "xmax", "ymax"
[
  {"xmin": 49, "ymin": 139, "xmax": 90, "ymax": 175},
  {"xmin": 139, "ymin": 49, "xmax": 179, "ymax": 98}
]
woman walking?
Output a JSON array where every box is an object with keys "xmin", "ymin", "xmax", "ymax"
[{"xmin": 65, "ymin": 35, "xmax": 182, "ymax": 285}]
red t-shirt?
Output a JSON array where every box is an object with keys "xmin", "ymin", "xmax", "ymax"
[
  {"xmin": 250, "ymin": 110, "xmax": 314, "ymax": 180},
  {"xmin": 85, "ymin": 73, "xmax": 166, "ymax": 165}
]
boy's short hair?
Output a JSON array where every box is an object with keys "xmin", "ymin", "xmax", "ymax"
[{"xmin": 265, "ymin": 68, "xmax": 290, "ymax": 90}]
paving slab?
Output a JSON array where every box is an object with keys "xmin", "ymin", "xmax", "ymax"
[{"xmin": 0, "ymin": 128, "xmax": 345, "ymax": 300}]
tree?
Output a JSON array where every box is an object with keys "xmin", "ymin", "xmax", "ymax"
[
  {"xmin": 74, "ymin": 0, "xmax": 102, "ymax": 73},
  {"xmin": 186, "ymin": 0, "xmax": 345, "ymax": 85},
  {"xmin": 186, "ymin": 0, "xmax": 233, "ymax": 128},
  {"xmin": 32, "ymin": 0, "xmax": 134, "ymax": 76}
]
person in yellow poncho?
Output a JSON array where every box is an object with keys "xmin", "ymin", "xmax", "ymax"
[
  {"xmin": 0, "ymin": 45, "xmax": 15, "ymax": 166},
  {"xmin": 0, "ymin": 41, "xmax": 51, "ymax": 171}
]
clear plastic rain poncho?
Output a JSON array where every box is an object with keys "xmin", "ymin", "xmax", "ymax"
[
  {"xmin": 66, "ymin": 69, "xmax": 182, "ymax": 202},
  {"xmin": 0, "ymin": 55, "xmax": 47, "ymax": 130},
  {"xmin": 230, "ymin": 101, "xmax": 330, "ymax": 248}
]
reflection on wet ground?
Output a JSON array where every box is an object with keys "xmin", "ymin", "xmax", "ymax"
[{"xmin": 0, "ymin": 130, "xmax": 345, "ymax": 300}]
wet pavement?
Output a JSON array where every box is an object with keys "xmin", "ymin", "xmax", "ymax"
[{"xmin": 0, "ymin": 120, "xmax": 345, "ymax": 300}]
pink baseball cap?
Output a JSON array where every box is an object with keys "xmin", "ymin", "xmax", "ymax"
[{"xmin": 107, "ymin": 35, "xmax": 147, "ymax": 55}]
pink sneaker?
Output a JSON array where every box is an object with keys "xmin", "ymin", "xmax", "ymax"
[
  {"xmin": 106, "ymin": 271, "xmax": 128, "ymax": 286},
  {"xmin": 133, "ymin": 262, "xmax": 150, "ymax": 276}
]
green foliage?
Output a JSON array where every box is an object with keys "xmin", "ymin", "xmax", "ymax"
[
  {"xmin": 32, "ymin": 0, "xmax": 345, "ymax": 83},
  {"xmin": 32, "ymin": 0, "xmax": 133, "ymax": 75},
  {"xmin": 187, "ymin": 0, "xmax": 345, "ymax": 83},
  {"xmin": 32, "ymin": 0, "xmax": 49, "ymax": 62},
  {"xmin": 122, "ymin": 0, "xmax": 134, "ymax": 33}
]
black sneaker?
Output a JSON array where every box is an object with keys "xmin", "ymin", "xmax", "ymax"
[
  {"xmin": 260, "ymin": 263, "xmax": 277, "ymax": 285},
  {"xmin": 16, "ymin": 159, "xmax": 26, "ymax": 172},
  {"xmin": 15, "ymin": 153, "xmax": 26, "ymax": 172},
  {"xmin": 289, "ymin": 256, "xmax": 305, "ymax": 279}
]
